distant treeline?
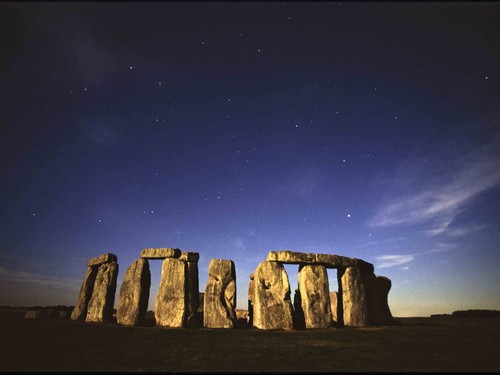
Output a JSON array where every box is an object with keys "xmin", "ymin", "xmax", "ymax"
[{"xmin": 431, "ymin": 310, "xmax": 500, "ymax": 318}]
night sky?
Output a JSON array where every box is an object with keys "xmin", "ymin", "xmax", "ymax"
[{"xmin": 1, "ymin": 2, "xmax": 499, "ymax": 317}]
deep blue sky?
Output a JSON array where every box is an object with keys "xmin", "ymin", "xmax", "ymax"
[{"xmin": 1, "ymin": 2, "xmax": 499, "ymax": 316}]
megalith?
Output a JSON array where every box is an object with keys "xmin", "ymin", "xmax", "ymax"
[
  {"xmin": 373, "ymin": 276, "xmax": 395, "ymax": 325},
  {"xmin": 253, "ymin": 260, "xmax": 293, "ymax": 330},
  {"xmin": 329, "ymin": 291, "xmax": 339, "ymax": 324},
  {"xmin": 340, "ymin": 266, "xmax": 368, "ymax": 327},
  {"xmin": 293, "ymin": 288, "xmax": 306, "ymax": 329},
  {"xmin": 155, "ymin": 258, "xmax": 187, "ymax": 327},
  {"xmin": 180, "ymin": 252, "xmax": 200, "ymax": 326},
  {"xmin": 85, "ymin": 261, "xmax": 119, "ymax": 323},
  {"xmin": 203, "ymin": 259, "xmax": 237, "ymax": 328},
  {"xmin": 71, "ymin": 266, "xmax": 99, "ymax": 320},
  {"xmin": 116, "ymin": 258, "xmax": 151, "ymax": 326},
  {"xmin": 297, "ymin": 264, "xmax": 333, "ymax": 329},
  {"xmin": 247, "ymin": 273, "xmax": 255, "ymax": 326},
  {"xmin": 140, "ymin": 247, "xmax": 181, "ymax": 259},
  {"xmin": 71, "ymin": 253, "xmax": 117, "ymax": 321}
]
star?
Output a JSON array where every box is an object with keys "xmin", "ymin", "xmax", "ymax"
[
  {"xmin": 484, "ymin": 76, "xmax": 489, "ymax": 80},
  {"xmin": 347, "ymin": 213, "xmax": 351, "ymax": 218},
  {"xmin": 129, "ymin": 66, "xmax": 133, "ymax": 70}
]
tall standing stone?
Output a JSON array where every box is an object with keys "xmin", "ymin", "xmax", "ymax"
[
  {"xmin": 180, "ymin": 252, "xmax": 200, "ymax": 327},
  {"xmin": 203, "ymin": 259, "xmax": 237, "ymax": 328},
  {"xmin": 155, "ymin": 258, "xmax": 187, "ymax": 327},
  {"xmin": 116, "ymin": 259, "xmax": 151, "ymax": 326},
  {"xmin": 373, "ymin": 276, "xmax": 395, "ymax": 325},
  {"xmin": 340, "ymin": 266, "xmax": 368, "ymax": 327},
  {"xmin": 298, "ymin": 264, "xmax": 333, "ymax": 329},
  {"xmin": 293, "ymin": 288, "xmax": 305, "ymax": 329},
  {"xmin": 329, "ymin": 291, "xmax": 338, "ymax": 324},
  {"xmin": 247, "ymin": 273, "xmax": 255, "ymax": 326},
  {"xmin": 85, "ymin": 262, "xmax": 119, "ymax": 323},
  {"xmin": 71, "ymin": 266, "xmax": 99, "ymax": 320},
  {"xmin": 253, "ymin": 260, "xmax": 293, "ymax": 330}
]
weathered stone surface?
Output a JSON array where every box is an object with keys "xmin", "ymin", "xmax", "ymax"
[
  {"xmin": 266, "ymin": 251, "xmax": 373, "ymax": 273},
  {"xmin": 180, "ymin": 252, "xmax": 200, "ymax": 326},
  {"xmin": 266, "ymin": 250, "xmax": 316, "ymax": 264},
  {"xmin": 71, "ymin": 266, "xmax": 99, "ymax": 320},
  {"xmin": 56, "ymin": 310, "xmax": 70, "ymax": 319},
  {"xmin": 140, "ymin": 248, "xmax": 181, "ymax": 259},
  {"xmin": 85, "ymin": 262, "xmax": 119, "ymax": 323},
  {"xmin": 25, "ymin": 310, "xmax": 56, "ymax": 319},
  {"xmin": 253, "ymin": 261, "xmax": 293, "ymax": 330},
  {"xmin": 235, "ymin": 309, "xmax": 250, "ymax": 329},
  {"xmin": 373, "ymin": 276, "xmax": 395, "ymax": 325},
  {"xmin": 293, "ymin": 288, "xmax": 305, "ymax": 329},
  {"xmin": 340, "ymin": 267, "xmax": 368, "ymax": 327},
  {"xmin": 247, "ymin": 273, "xmax": 255, "ymax": 326},
  {"xmin": 179, "ymin": 251, "xmax": 200, "ymax": 263},
  {"xmin": 117, "ymin": 259, "xmax": 151, "ymax": 326},
  {"xmin": 155, "ymin": 258, "xmax": 187, "ymax": 327},
  {"xmin": 203, "ymin": 259, "xmax": 237, "ymax": 328},
  {"xmin": 330, "ymin": 291, "xmax": 338, "ymax": 324},
  {"xmin": 298, "ymin": 264, "xmax": 333, "ymax": 329},
  {"xmin": 87, "ymin": 253, "xmax": 117, "ymax": 267}
]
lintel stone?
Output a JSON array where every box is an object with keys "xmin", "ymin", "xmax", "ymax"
[
  {"xmin": 140, "ymin": 248, "xmax": 181, "ymax": 259},
  {"xmin": 266, "ymin": 250, "xmax": 373, "ymax": 273}
]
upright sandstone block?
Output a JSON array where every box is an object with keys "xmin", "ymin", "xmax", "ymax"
[
  {"xmin": 116, "ymin": 259, "xmax": 151, "ymax": 326},
  {"xmin": 298, "ymin": 264, "xmax": 333, "ymax": 329},
  {"xmin": 293, "ymin": 288, "xmax": 306, "ymax": 329},
  {"xmin": 85, "ymin": 262, "xmax": 119, "ymax": 323},
  {"xmin": 71, "ymin": 266, "xmax": 99, "ymax": 320},
  {"xmin": 247, "ymin": 273, "xmax": 255, "ymax": 326},
  {"xmin": 155, "ymin": 258, "xmax": 187, "ymax": 327},
  {"xmin": 340, "ymin": 267, "xmax": 368, "ymax": 327},
  {"xmin": 140, "ymin": 248, "xmax": 181, "ymax": 259},
  {"xmin": 373, "ymin": 276, "xmax": 395, "ymax": 325},
  {"xmin": 180, "ymin": 252, "xmax": 200, "ymax": 326},
  {"xmin": 203, "ymin": 259, "xmax": 237, "ymax": 328},
  {"xmin": 329, "ymin": 291, "xmax": 339, "ymax": 324},
  {"xmin": 253, "ymin": 261, "xmax": 293, "ymax": 330}
]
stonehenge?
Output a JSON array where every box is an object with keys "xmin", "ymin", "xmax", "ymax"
[
  {"xmin": 252, "ymin": 261, "xmax": 294, "ymax": 330},
  {"xmin": 71, "ymin": 253, "xmax": 118, "ymax": 321},
  {"xmin": 85, "ymin": 261, "xmax": 119, "ymax": 323},
  {"xmin": 72, "ymin": 248, "xmax": 396, "ymax": 331},
  {"xmin": 116, "ymin": 258, "xmax": 151, "ymax": 326},
  {"xmin": 297, "ymin": 264, "xmax": 333, "ymax": 329},
  {"xmin": 155, "ymin": 258, "xmax": 187, "ymax": 327},
  {"xmin": 203, "ymin": 259, "xmax": 237, "ymax": 328}
]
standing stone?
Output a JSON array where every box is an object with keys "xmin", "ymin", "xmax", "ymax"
[
  {"xmin": 71, "ymin": 266, "xmax": 99, "ymax": 320},
  {"xmin": 340, "ymin": 266, "xmax": 368, "ymax": 327},
  {"xmin": 329, "ymin": 291, "xmax": 338, "ymax": 324},
  {"xmin": 253, "ymin": 260, "xmax": 293, "ymax": 330},
  {"xmin": 155, "ymin": 258, "xmax": 187, "ymax": 327},
  {"xmin": 373, "ymin": 276, "xmax": 395, "ymax": 325},
  {"xmin": 85, "ymin": 262, "xmax": 119, "ymax": 323},
  {"xmin": 203, "ymin": 259, "xmax": 237, "ymax": 328},
  {"xmin": 116, "ymin": 259, "xmax": 151, "ymax": 326},
  {"xmin": 180, "ymin": 252, "xmax": 200, "ymax": 327},
  {"xmin": 293, "ymin": 288, "xmax": 305, "ymax": 329},
  {"xmin": 247, "ymin": 273, "xmax": 255, "ymax": 326},
  {"xmin": 298, "ymin": 264, "xmax": 333, "ymax": 329}
]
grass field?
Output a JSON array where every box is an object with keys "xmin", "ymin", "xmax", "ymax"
[{"xmin": 1, "ymin": 308, "xmax": 499, "ymax": 372}]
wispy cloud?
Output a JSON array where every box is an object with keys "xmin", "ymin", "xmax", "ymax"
[
  {"xmin": 369, "ymin": 140, "xmax": 500, "ymax": 237},
  {"xmin": 0, "ymin": 266, "xmax": 79, "ymax": 287},
  {"xmin": 376, "ymin": 254, "xmax": 414, "ymax": 269}
]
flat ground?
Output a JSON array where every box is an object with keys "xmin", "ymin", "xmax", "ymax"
[{"xmin": 1, "ymin": 308, "xmax": 499, "ymax": 372}]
